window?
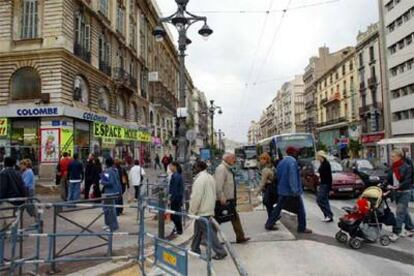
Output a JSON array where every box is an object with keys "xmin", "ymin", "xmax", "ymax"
[
  {"xmin": 359, "ymin": 53, "xmax": 364, "ymax": 67},
  {"xmin": 349, "ymin": 60, "xmax": 354, "ymax": 71},
  {"xmin": 99, "ymin": 34, "xmax": 111, "ymax": 76},
  {"xmin": 74, "ymin": 11, "xmax": 91, "ymax": 63},
  {"xmin": 73, "ymin": 75, "xmax": 89, "ymax": 105},
  {"xmin": 10, "ymin": 67, "xmax": 41, "ymax": 100},
  {"xmin": 99, "ymin": 0, "xmax": 109, "ymax": 17},
  {"xmin": 149, "ymin": 111, "xmax": 154, "ymax": 125},
  {"xmin": 98, "ymin": 87, "xmax": 110, "ymax": 111},
  {"xmin": 21, "ymin": 0, "xmax": 38, "ymax": 39},
  {"xmin": 116, "ymin": 3, "xmax": 125, "ymax": 35},
  {"xmin": 116, "ymin": 97, "xmax": 126, "ymax": 118},
  {"xmin": 139, "ymin": 14, "xmax": 148, "ymax": 60},
  {"xmin": 140, "ymin": 67, "xmax": 148, "ymax": 98},
  {"xmin": 342, "ymin": 65, "xmax": 346, "ymax": 76},
  {"xmin": 369, "ymin": 46, "xmax": 375, "ymax": 62},
  {"xmin": 129, "ymin": 21, "xmax": 137, "ymax": 49},
  {"xmin": 130, "ymin": 103, "xmax": 138, "ymax": 122}
]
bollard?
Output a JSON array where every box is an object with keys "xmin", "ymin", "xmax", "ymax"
[{"xmin": 158, "ymin": 191, "xmax": 165, "ymax": 239}]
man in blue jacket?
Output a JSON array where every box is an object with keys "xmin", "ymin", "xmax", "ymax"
[
  {"xmin": 100, "ymin": 158, "xmax": 121, "ymax": 232},
  {"xmin": 265, "ymin": 147, "xmax": 312, "ymax": 234}
]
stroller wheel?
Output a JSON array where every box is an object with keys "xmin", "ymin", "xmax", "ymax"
[
  {"xmin": 349, "ymin": 237, "xmax": 362, "ymax": 250},
  {"xmin": 380, "ymin": 235, "xmax": 391, "ymax": 246},
  {"xmin": 335, "ymin": 231, "xmax": 348, "ymax": 243}
]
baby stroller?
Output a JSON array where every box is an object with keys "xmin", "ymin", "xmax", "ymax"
[{"xmin": 335, "ymin": 186, "xmax": 396, "ymax": 249}]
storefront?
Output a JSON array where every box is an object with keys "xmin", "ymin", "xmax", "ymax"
[
  {"xmin": 361, "ymin": 132, "xmax": 385, "ymax": 161},
  {"xmin": 0, "ymin": 105, "xmax": 150, "ymax": 178},
  {"xmin": 318, "ymin": 125, "xmax": 350, "ymax": 158}
]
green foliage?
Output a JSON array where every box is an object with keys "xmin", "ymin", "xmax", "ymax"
[
  {"xmin": 317, "ymin": 142, "xmax": 328, "ymax": 152},
  {"xmin": 348, "ymin": 139, "xmax": 362, "ymax": 158}
]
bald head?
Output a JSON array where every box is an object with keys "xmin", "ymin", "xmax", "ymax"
[{"xmin": 223, "ymin": 153, "xmax": 236, "ymax": 166}]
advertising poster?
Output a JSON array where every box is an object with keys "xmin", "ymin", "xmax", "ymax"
[
  {"xmin": 40, "ymin": 128, "xmax": 60, "ymax": 163},
  {"xmin": 0, "ymin": 118, "xmax": 8, "ymax": 137},
  {"xmin": 61, "ymin": 128, "xmax": 74, "ymax": 157},
  {"xmin": 200, "ymin": 148, "xmax": 212, "ymax": 161}
]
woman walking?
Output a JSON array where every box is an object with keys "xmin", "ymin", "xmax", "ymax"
[
  {"xmin": 316, "ymin": 151, "xmax": 334, "ymax": 222},
  {"xmin": 84, "ymin": 154, "xmax": 102, "ymax": 199},
  {"xmin": 168, "ymin": 162, "xmax": 184, "ymax": 238},
  {"xmin": 20, "ymin": 159, "xmax": 35, "ymax": 197},
  {"xmin": 255, "ymin": 153, "xmax": 277, "ymax": 219}
]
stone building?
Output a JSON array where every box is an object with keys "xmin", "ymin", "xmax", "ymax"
[{"xmin": 0, "ymin": 0, "xmax": 184, "ymax": 178}]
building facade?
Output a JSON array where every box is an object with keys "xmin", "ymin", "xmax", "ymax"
[
  {"xmin": 356, "ymin": 23, "xmax": 385, "ymax": 159},
  {"xmin": 315, "ymin": 47, "xmax": 359, "ymax": 157},
  {"xmin": 191, "ymin": 89, "xmax": 209, "ymax": 154},
  {"xmin": 247, "ymin": 120, "xmax": 261, "ymax": 144},
  {"xmin": 0, "ymin": 0, "xmax": 183, "ymax": 178},
  {"xmin": 303, "ymin": 47, "xmax": 345, "ymax": 135},
  {"xmin": 381, "ymin": 0, "xmax": 414, "ymax": 137}
]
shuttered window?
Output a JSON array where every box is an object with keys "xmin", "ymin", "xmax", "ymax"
[
  {"xmin": 99, "ymin": 0, "xmax": 109, "ymax": 17},
  {"xmin": 21, "ymin": 0, "xmax": 38, "ymax": 39},
  {"xmin": 74, "ymin": 11, "xmax": 91, "ymax": 63}
]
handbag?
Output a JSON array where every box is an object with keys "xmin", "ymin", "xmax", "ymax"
[
  {"xmin": 214, "ymin": 200, "xmax": 236, "ymax": 224},
  {"xmin": 282, "ymin": 196, "xmax": 301, "ymax": 214}
]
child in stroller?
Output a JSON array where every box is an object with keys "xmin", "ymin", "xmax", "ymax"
[{"xmin": 335, "ymin": 185, "xmax": 396, "ymax": 249}]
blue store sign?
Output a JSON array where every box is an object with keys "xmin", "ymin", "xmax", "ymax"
[
  {"xmin": 16, "ymin": 107, "xmax": 59, "ymax": 116},
  {"xmin": 82, "ymin": 112, "xmax": 108, "ymax": 123}
]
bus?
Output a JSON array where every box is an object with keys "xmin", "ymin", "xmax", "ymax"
[
  {"xmin": 235, "ymin": 145, "xmax": 258, "ymax": 169},
  {"xmin": 257, "ymin": 133, "xmax": 317, "ymax": 166}
]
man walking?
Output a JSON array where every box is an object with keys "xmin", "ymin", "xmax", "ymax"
[
  {"xmin": 67, "ymin": 153, "xmax": 84, "ymax": 201},
  {"xmin": 101, "ymin": 158, "xmax": 121, "ymax": 232},
  {"xmin": 58, "ymin": 152, "xmax": 72, "ymax": 201},
  {"xmin": 190, "ymin": 161, "xmax": 227, "ymax": 260},
  {"xmin": 215, "ymin": 153, "xmax": 250, "ymax": 243},
  {"xmin": 154, "ymin": 154, "xmax": 161, "ymax": 170},
  {"xmin": 265, "ymin": 147, "xmax": 312, "ymax": 234}
]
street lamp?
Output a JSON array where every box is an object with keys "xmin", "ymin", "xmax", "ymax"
[
  {"xmin": 209, "ymin": 100, "xmax": 223, "ymax": 148},
  {"xmin": 153, "ymin": 0, "xmax": 213, "ymax": 174}
]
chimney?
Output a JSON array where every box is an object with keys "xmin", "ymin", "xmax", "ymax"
[{"xmin": 319, "ymin": 46, "xmax": 330, "ymax": 58}]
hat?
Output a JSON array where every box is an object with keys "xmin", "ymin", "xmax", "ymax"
[
  {"xmin": 316, "ymin": 150, "xmax": 328, "ymax": 160},
  {"xmin": 286, "ymin": 146, "xmax": 299, "ymax": 156}
]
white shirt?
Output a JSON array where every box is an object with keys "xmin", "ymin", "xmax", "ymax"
[{"xmin": 128, "ymin": 165, "xmax": 146, "ymax": 186}]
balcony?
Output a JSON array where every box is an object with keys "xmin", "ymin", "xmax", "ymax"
[
  {"xmin": 323, "ymin": 92, "xmax": 341, "ymax": 105},
  {"xmin": 114, "ymin": 67, "xmax": 136, "ymax": 92},
  {"xmin": 368, "ymin": 76, "xmax": 377, "ymax": 88},
  {"xmin": 99, "ymin": 61, "xmax": 112, "ymax": 77},
  {"xmin": 359, "ymin": 82, "xmax": 366, "ymax": 91},
  {"xmin": 74, "ymin": 43, "xmax": 91, "ymax": 63},
  {"xmin": 317, "ymin": 117, "xmax": 347, "ymax": 128},
  {"xmin": 320, "ymin": 98, "xmax": 327, "ymax": 105},
  {"xmin": 359, "ymin": 102, "xmax": 383, "ymax": 116}
]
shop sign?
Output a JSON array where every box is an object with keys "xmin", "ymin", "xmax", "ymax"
[
  {"xmin": 16, "ymin": 107, "xmax": 59, "ymax": 117},
  {"xmin": 152, "ymin": 137, "xmax": 161, "ymax": 145},
  {"xmin": 334, "ymin": 137, "xmax": 350, "ymax": 145},
  {"xmin": 82, "ymin": 112, "xmax": 108, "ymax": 123},
  {"xmin": 361, "ymin": 133, "xmax": 385, "ymax": 144},
  {"xmin": 0, "ymin": 118, "xmax": 8, "ymax": 137},
  {"xmin": 94, "ymin": 123, "xmax": 151, "ymax": 143},
  {"xmin": 102, "ymin": 137, "xmax": 116, "ymax": 145}
]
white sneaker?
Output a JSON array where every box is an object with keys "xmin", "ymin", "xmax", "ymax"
[
  {"xmin": 321, "ymin": 217, "xmax": 333, "ymax": 223},
  {"xmin": 389, "ymin": 233, "xmax": 399, "ymax": 242},
  {"xmin": 102, "ymin": 225, "xmax": 109, "ymax": 230}
]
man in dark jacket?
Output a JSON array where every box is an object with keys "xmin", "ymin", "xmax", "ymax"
[
  {"xmin": 168, "ymin": 162, "xmax": 184, "ymax": 237},
  {"xmin": 265, "ymin": 147, "xmax": 312, "ymax": 233},
  {"xmin": 67, "ymin": 153, "xmax": 84, "ymax": 201},
  {"xmin": 387, "ymin": 149, "xmax": 414, "ymax": 241},
  {"xmin": 0, "ymin": 157, "xmax": 27, "ymax": 201},
  {"xmin": 316, "ymin": 151, "xmax": 334, "ymax": 222}
]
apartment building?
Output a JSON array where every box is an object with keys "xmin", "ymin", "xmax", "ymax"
[
  {"xmin": 0, "ymin": 0, "xmax": 182, "ymax": 178},
  {"xmin": 356, "ymin": 23, "xmax": 385, "ymax": 159},
  {"xmin": 247, "ymin": 120, "xmax": 261, "ymax": 144},
  {"xmin": 191, "ymin": 89, "xmax": 209, "ymax": 153},
  {"xmin": 303, "ymin": 47, "xmax": 345, "ymax": 135},
  {"xmin": 381, "ymin": 0, "xmax": 414, "ymax": 137},
  {"xmin": 315, "ymin": 47, "xmax": 359, "ymax": 156}
]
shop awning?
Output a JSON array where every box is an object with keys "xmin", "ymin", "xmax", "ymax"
[{"xmin": 377, "ymin": 137, "xmax": 414, "ymax": 145}]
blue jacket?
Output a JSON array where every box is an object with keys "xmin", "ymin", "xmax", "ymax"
[
  {"xmin": 169, "ymin": 172, "xmax": 184, "ymax": 204},
  {"xmin": 100, "ymin": 168, "xmax": 122, "ymax": 195},
  {"xmin": 68, "ymin": 160, "xmax": 84, "ymax": 181},
  {"xmin": 276, "ymin": 156, "xmax": 303, "ymax": 196}
]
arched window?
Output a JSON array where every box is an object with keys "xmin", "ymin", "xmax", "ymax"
[
  {"xmin": 130, "ymin": 102, "xmax": 139, "ymax": 122},
  {"xmin": 116, "ymin": 97, "xmax": 126, "ymax": 118},
  {"xmin": 149, "ymin": 111, "xmax": 154, "ymax": 125},
  {"xmin": 98, "ymin": 87, "xmax": 110, "ymax": 111},
  {"xmin": 156, "ymin": 114, "xmax": 161, "ymax": 126},
  {"xmin": 73, "ymin": 75, "xmax": 89, "ymax": 105},
  {"xmin": 10, "ymin": 67, "xmax": 41, "ymax": 100}
]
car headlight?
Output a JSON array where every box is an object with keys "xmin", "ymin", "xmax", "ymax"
[
  {"xmin": 369, "ymin": 176, "xmax": 380, "ymax": 181},
  {"xmin": 355, "ymin": 179, "xmax": 364, "ymax": 185}
]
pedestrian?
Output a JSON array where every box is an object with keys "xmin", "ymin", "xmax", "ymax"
[
  {"xmin": 84, "ymin": 154, "xmax": 101, "ymax": 199},
  {"xmin": 58, "ymin": 152, "xmax": 72, "ymax": 201},
  {"xmin": 100, "ymin": 158, "xmax": 121, "ymax": 232},
  {"xmin": 215, "ymin": 153, "xmax": 250, "ymax": 244},
  {"xmin": 0, "ymin": 157, "xmax": 27, "ymax": 200},
  {"xmin": 387, "ymin": 149, "xmax": 414, "ymax": 241},
  {"xmin": 154, "ymin": 154, "xmax": 161, "ymax": 170},
  {"xmin": 20, "ymin": 159, "xmax": 35, "ymax": 197},
  {"xmin": 169, "ymin": 154, "xmax": 174, "ymax": 163},
  {"xmin": 162, "ymin": 154, "xmax": 170, "ymax": 172},
  {"xmin": 168, "ymin": 162, "xmax": 184, "ymax": 238},
  {"xmin": 128, "ymin": 160, "xmax": 145, "ymax": 201},
  {"xmin": 265, "ymin": 147, "xmax": 312, "ymax": 234},
  {"xmin": 190, "ymin": 161, "xmax": 227, "ymax": 260},
  {"xmin": 114, "ymin": 159, "xmax": 128, "ymax": 215},
  {"xmin": 67, "ymin": 153, "xmax": 84, "ymax": 201},
  {"xmin": 316, "ymin": 151, "xmax": 334, "ymax": 222},
  {"xmin": 255, "ymin": 153, "xmax": 277, "ymax": 219}
]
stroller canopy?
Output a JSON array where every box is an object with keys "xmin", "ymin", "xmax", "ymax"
[{"xmin": 360, "ymin": 186, "xmax": 383, "ymax": 208}]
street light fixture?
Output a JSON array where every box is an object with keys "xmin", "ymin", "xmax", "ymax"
[
  {"xmin": 209, "ymin": 100, "xmax": 223, "ymax": 148},
  {"xmin": 153, "ymin": 0, "xmax": 213, "ymax": 180}
]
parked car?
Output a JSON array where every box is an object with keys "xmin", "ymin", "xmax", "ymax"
[
  {"xmin": 341, "ymin": 159, "xmax": 387, "ymax": 187},
  {"xmin": 302, "ymin": 160, "xmax": 364, "ymax": 198}
]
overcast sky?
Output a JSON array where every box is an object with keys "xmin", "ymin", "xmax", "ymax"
[{"xmin": 155, "ymin": 0, "xmax": 379, "ymax": 143}]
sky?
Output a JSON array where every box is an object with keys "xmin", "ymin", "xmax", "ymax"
[{"xmin": 155, "ymin": 0, "xmax": 379, "ymax": 143}]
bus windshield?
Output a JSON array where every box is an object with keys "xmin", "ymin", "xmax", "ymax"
[
  {"xmin": 244, "ymin": 147, "xmax": 257, "ymax": 159},
  {"xmin": 276, "ymin": 135, "xmax": 315, "ymax": 160}
]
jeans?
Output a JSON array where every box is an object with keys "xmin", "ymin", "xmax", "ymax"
[
  {"xmin": 170, "ymin": 201, "xmax": 183, "ymax": 234},
  {"xmin": 103, "ymin": 195, "xmax": 119, "ymax": 231},
  {"xmin": 393, "ymin": 191, "xmax": 414, "ymax": 234},
  {"xmin": 67, "ymin": 181, "xmax": 81, "ymax": 201},
  {"xmin": 191, "ymin": 218, "xmax": 226, "ymax": 256},
  {"xmin": 265, "ymin": 195, "xmax": 307, "ymax": 232},
  {"xmin": 60, "ymin": 176, "xmax": 68, "ymax": 201},
  {"xmin": 134, "ymin": 186, "xmax": 141, "ymax": 200},
  {"xmin": 316, "ymin": 184, "xmax": 333, "ymax": 218}
]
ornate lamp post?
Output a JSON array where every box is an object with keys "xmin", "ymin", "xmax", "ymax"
[
  {"xmin": 208, "ymin": 100, "xmax": 222, "ymax": 148},
  {"xmin": 153, "ymin": 0, "xmax": 213, "ymax": 167}
]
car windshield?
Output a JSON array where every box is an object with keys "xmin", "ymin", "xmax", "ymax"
[
  {"xmin": 312, "ymin": 160, "xmax": 343, "ymax": 172},
  {"xmin": 356, "ymin": 159, "xmax": 374, "ymax": 170}
]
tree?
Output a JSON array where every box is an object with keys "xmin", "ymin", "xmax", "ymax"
[
  {"xmin": 317, "ymin": 142, "xmax": 328, "ymax": 152},
  {"xmin": 348, "ymin": 139, "xmax": 362, "ymax": 159}
]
